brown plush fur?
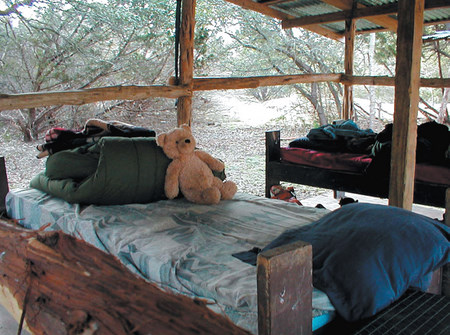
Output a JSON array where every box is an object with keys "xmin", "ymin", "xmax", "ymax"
[{"xmin": 157, "ymin": 124, "xmax": 237, "ymax": 205}]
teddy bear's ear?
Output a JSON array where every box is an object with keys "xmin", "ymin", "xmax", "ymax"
[
  {"xmin": 181, "ymin": 124, "xmax": 191, "ymax": 133},
  {"xmin": 156, "ymin": 133, "xmax": 166, "ymax": 147}
]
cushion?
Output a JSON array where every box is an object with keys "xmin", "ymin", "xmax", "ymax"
[{"xmin": 262, "ymin": 203, "xmax": 450, "ymax": 321}]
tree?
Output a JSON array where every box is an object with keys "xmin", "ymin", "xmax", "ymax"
[
  {"xmin": 0, "ymin": 0, "xmax": 178, "ymax": 140},
  {"xmin": 203, "ymin": 6, "xmax": 343, "ymax": 126}
]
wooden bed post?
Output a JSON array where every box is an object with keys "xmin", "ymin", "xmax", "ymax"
[
  {"xmin": 0, "ymin": 157, "xmax": 9, "ymax": 215},
  {"xmin": 265, "ymin": 131, "xmax": 281, "ymax": 198},
  {"xmin": 342, "ymin": 1, "xmax": 356, "ymax": 120},
  {"xmin": 388, "ymin": 0, "xmax": 424, "ymax": 210},
  {"xmin": 443, "ymin": 188, "xmax": 450, "ymax": 297},
  {"xmin": 177, "ymin": 0, "xmax": 196, "ymax": 126},
  {"xmin": 257, "ymin": 241, "xmax": 313, "ymax": 335}
]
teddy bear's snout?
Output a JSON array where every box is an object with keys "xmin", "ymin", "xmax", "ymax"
[{"xmin": 185, "ymin": 139, "xmax": 191, "ymax": 144}]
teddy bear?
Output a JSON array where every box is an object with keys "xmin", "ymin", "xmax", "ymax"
[{"xmin": 157, "ymin": 124, "xmax": 237, "ymax": 205}]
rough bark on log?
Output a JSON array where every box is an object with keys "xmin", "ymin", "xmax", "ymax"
[{"xmin": 0, "ymin": 218, "xmax": 249, "ymax": 335}]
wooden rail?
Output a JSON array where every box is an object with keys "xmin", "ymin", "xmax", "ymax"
[
  {"xmin": 0, "ymin": 85, "xmax": 191, "ymax": 111},
  {"xmin": 0, "ymin": 74, "xmax": 448, "ymax": 112}
]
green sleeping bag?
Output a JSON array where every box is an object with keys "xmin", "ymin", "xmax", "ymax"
[{"xmin": 30, "ymin": 137, "xmax": 171, "ymax": 205}]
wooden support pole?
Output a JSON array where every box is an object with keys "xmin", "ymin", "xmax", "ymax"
[
  {"xmin": 265, "ymin": 131, "xmax": 281, "ymax": 198},
  {"xmin": 257, "ymin": 241, "xmax": 312, "ymax": 335},
  {"xmin": 442, "ymin": 188, "xmax": 450, "ymax": 297},
  {"xmin": 0, "ymin": 157, "xmax": 8, "ymax": 215},
  {"xmin": 177, "ymin": 0, "xmax": 196, "ymax": 126},
  {"xmin": 342, "ymin": 2, "xmax": 356, "ymax": 120},
  {"xmin": 389, "ymin": 0, "xmax": 424, "ymax": 210}
]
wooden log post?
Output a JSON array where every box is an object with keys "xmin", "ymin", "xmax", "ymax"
[
  {"xmin": 177, "ymin": 0, "xmax": 196, "ymax": 126},
  {"xmin": 257, "ymin": 241, "xmax": 313, "ymax": 335},
  {"xmin": 342, "ymin": 2, "xmax": 356, "ymax": 120},
  {"xmin": 0, "ymin": 157, "xmax": 8, "ymax": 215},
  {"xmin": 265, "ymin": 131, "xmax": 281, "ymax": 198},
  {"xmin": 388, "ymin": 0, "xmax": 424, "ymax": 210},
  {"xmin": 0, "ymin": 219, "xmax": 249, "ymax": 335},
  {"xmin": 443, "ymin": 188, "xmax": 450, "ymax": 297}
]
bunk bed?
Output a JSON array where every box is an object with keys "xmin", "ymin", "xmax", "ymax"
[
  {"xmin": 265, "ymin": 130, "xmax": 450, "ymax": 208},
  {"xmin": 1, "ymin": 1, "xmax": 450, "ymax": 335}
]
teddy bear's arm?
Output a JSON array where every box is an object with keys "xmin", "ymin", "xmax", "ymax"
[
  {"xmin": 195, "ymin": 150, "xmax": 225, "ymax": 172},
  {"xmin": 164, "ymin": 161, "xmax": 183, "ymax": 199}
]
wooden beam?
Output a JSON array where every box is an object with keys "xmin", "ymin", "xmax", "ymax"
[
  {"xmin": 224, "ymin": 0, "xmax": 344, "ymax": 41},
  {"xmin": 186, "ymin": 73, "xmax": 342, "ymax": 91},
  {"xmin": 2, "ymin": 74, "xmax": 447, "ymax": 113},
  {"xmin": 0, "ymin": 157, "xmax": 8, "ymax": 215},
  {"xmin": 322, "ymin": 0, "xmax": 398, "ymax": 32},
  {"xmin": 177, "ymin": 0, "xmax": 197, "ymax": 126},
  {"xmin": 282, "ymin": 0, "xmax": 449, "ymax": 30},
  {"xmin": 342, "ymin": 2, "xmax": 356, "ymax": 120},
  {"xmin": 265, "ymin": 130, "xmax": 281, "ymax": 198},
  {"xmin": 257, "ymin": 241, "xmax": 312, "ymax": 335},
  {"xmin": 0, "ymin": 85, "xmax": 191, "ymax": 111},
  {"xmin": 340, "ymin": 75, "xmax": 450, "ymax": 88},
  {"xmin": 444, "ymin": 188, "xmax": 450, "ymax": 297},
  {"xmin": 0, "ymin": 220, "xmax": 249, "ymax": 335},
  {"xmin": 389, "ymin": 0, "xmax": 425, "ymax": 210},
  {"xmin": 224, "ymin": 0, "xmax": 289, "ymax": 21}
]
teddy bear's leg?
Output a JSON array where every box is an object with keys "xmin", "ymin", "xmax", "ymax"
[
  {"xmin": 184, "ymin": 187, "xmax": 221, "ymax": 205},
  {"xmin": 213, "ymin": 177, "xmax": 237, "ymax": 200}
]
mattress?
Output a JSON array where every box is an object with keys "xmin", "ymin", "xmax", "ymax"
[
  {"xmin": 6, "ymin": 189, "xmax": 336, "ymax": 334},
  {"xmin": 281, "ymin": 147, "xmax": 450, "ymax": 186}
]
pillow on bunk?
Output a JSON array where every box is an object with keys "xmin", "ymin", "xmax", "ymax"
[{"xmin": 262, "ymin": 203, "xmax": 450, "ymax": 322}]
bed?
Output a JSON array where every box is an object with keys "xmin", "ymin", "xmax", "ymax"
[
  {"xmin": 4, "ymin": 188, "xmax": 335, "ymax": 334},
  {"xmin": 2, "ymin": 147, "xmax": 449, "ymax": 334},
  {"xmin": 265, "ymin": 130, "xmax": 450, "ymax": 209}
]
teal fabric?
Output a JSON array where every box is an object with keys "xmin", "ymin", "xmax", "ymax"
[{"xmin": 30, "ymin": 137, "xmax": 171, "ymax": 205}]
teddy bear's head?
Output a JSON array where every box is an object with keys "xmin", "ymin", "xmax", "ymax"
[{"xmin": 157, "ymin": 124, "xmax": 196, "ymax": 159}]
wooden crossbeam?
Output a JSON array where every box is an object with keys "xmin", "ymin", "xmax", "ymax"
[
  {"xmin": 282, "ymin": 0, "xmax": 449, "ymax": 30},
  {"xmin": 0, "ymin": 85, "xmax": 191, "ymax": 111},
  {"xmin": 224, "ymin": 0, "xmax": 344, "ymax": 41},
  {"xmin": 322, "ymin": 0, "xmax": 398, "ymax": 32}
]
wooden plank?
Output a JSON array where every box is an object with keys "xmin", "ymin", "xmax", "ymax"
[
  {"xmin": 0, "ymin": 85, "xmax": 191, "ymax": 111},
  {"xmin": 177, "ymin": 0, "xmax": 196, "ymax": 126},
  {"xmin": 341, "ymin": 75, "xmax": 450, "ymax": 88},
  {"xmin": 189, "ymin": 73, "xmax": 342, "ymax": 91},
  {"xmin": 342, "ymin": 6, "xmax": 355, "ymax": 120},
  {"xmin": 389, "ymin": 0, "xmax": 425, "ymax": 210},
  {"xmin": 0, "ymin": 220, "xmax": 250, "ymax": 335},
  {"xmin": 0, "ymin": 157, "xmax": 8, "ymax": 215},
  {"xmin": 257, "ymin": 241, "xmax": 312, "ymax": 335},
  {"xmin": 426, "ymin": 268, "xmax": 442, "ymax": 295}
]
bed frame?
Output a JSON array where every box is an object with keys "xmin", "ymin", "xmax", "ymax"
[{"xmin": 265, "ymin": 130, "xmax": 450, "ymax": 209}]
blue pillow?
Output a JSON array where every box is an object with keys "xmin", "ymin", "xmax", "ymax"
[{"xmin": 262, "ymin": 203, "xmax": 449, "ymax": 321}]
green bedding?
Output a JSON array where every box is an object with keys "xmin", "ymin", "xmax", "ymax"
[{"xmin": 30, "ymin": 137, "xmax": 171, "ymax": 205}]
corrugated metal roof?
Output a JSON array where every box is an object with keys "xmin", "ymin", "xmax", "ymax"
[{"xmin": 242, "ymin": 0, "xmax": 450, "ymax": 38}]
